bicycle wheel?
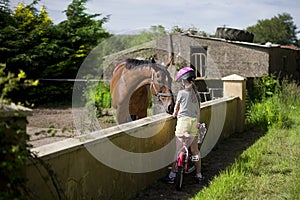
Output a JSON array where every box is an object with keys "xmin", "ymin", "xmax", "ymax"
[{"xmin": 175, "ymin": 166, "xmax": 184, "ymax": 191}]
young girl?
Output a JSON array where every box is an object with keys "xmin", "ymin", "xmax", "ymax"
[{"xmin": 163, "ymin": 67, "xmax": 204, "ymax": 184}]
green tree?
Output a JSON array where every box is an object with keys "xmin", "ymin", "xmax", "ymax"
[
  {"xmin": 1, "ymin": 0, "xmax": 110, "ymax": 105},
  {"xmin": 247, "ymin": 13, "xmax": 299, "ymax": 45},
  {"xmin": 0, "ymin": 0, "xmax": 13, "ymax": 28},
  {"xmin": 93, "ymin": 25, "xmax": 168, "ymax": 74},
  {"xmin": 45, "ymin": 0, "xmax": 111, "ymax": 79},
  {"xmin": 0, "ymin": 1, "xmax": 53, "ymax": 78}
]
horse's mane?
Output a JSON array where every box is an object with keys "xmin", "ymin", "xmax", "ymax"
[{"xmin": 124, "ymin": 58, "xmax": 158, "ymax": 70}]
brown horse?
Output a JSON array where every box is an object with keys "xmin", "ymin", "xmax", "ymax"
[{"xmin": 110, "ymin": 58, "xmax": 175, "ymax": 124}]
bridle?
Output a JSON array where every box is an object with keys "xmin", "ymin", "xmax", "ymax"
[
  {"xmin": 150, "ymin": 70, "xmax": 173, "ymax": 98},
  {"xmin": 148, "ymin": 68, "xmax": 174, "ymax": 114}
]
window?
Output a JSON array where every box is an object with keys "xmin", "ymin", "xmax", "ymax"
[{"xmin": 190, "ymin": 46, "xmax": 207, "ymax": 78}]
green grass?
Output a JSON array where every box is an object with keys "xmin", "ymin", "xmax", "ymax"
[
  {"xmin": 191, "ymin": 80, "xmax": 300, "ymax": 200},
  {"xmin": 191, "ymin": 109, "xmax": 300, "ymax": 200}
]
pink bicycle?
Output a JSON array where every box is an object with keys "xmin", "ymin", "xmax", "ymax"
[{"xmin": 175, "ymin": 123, "xmax": 207, "ymax": 191}]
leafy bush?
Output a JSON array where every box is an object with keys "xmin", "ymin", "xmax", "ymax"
[
  {"xmin": 246, "ymin": 96, "xmax": 289, "ymax": 130},
  {"xmin": 0, "ymin": 63, "xmax": 38, "ymax": 105},
  {"xmin": 246, "ymin": 75, "xmax": 299, "ymax": 130},
  {"xmin": 249, "ymin": 74, "xmax": 279, "ymax": 102},
  {"xmin": 0, "ymin": 63, "xmax": 35, "ymax": 199},
  {"xmin": 0, "ymin": 118, "xmax": 30, "ymax": 199},
  {"xmin": 84, "ymin": 81, "xmax": 111, "ymax": 117}
]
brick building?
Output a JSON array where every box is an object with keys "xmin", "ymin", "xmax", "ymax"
[{"xmin": 103, "ymin": 33, "xmax": 300, "ymax": 100}]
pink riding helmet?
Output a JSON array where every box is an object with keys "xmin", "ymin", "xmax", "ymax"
[{"xmin": 175, "ymin": 67, "xmax": 196, "ymax": 82}]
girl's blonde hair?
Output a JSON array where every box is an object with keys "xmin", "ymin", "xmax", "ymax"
[{"xmin": 181, "ymin": 80, "xmax": 201, "ymax": 104}]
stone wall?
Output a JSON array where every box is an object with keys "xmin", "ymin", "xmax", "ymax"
[
  {"xmin": 269, "ymin": 46, "xmax": 300, "ymax": 79},
  {"xmin": 26, "ymin": 113, "xmax": 176, "ymax": 200},
  {"xmin": 162, "ymin": 34, "xmax": 270, "ymax": 78},
  {"xmin": 25, "ymin": 74, "xmax": 246, "ymax": 199},
  {"xmin": 26, "ymin": 96, "xmax": 241, "ymax": 199}
]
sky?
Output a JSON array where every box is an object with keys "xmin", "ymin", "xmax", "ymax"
[{"xmin": 10, "ymin": 0, "xmax": 300, "ymax": 38}]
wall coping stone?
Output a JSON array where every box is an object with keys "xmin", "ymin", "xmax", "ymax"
[
  {"xmin": 30, "ymin": 112, "xmax": 172, "ymax": 158},
  {"xmin": 221, "ymin": 74, "xmax": 246, "ymax": 81},
  {"xmin": 0, "ymin": 103, "xmax": 32, "ymax": 117}
]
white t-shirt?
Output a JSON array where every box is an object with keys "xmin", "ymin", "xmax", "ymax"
[{"xmin": 176, "ymin": 88, "xmax": 200, "ymax": 118}]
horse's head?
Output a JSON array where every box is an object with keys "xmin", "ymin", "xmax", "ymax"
[{"xmin": 150, "ymin": 64, "xmax": 175, "ymax": 114}]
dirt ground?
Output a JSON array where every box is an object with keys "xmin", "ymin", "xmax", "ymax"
[
  {"xmin": 27, "ymin": 107, "xmax": 117, "ymax": 147},
  {"xmin": 27, "ymin": 107, "xmax": 264, "ymax": 200}
]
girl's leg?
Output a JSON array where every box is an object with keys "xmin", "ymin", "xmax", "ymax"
[
  {"xmin": 164, "ymin": 137, "xmax": 182, "ymax": 182},
  {"xmin": 190, "ymin": 137, "xmax": 202, "ymax": 174},
  {"xmin": 170, "ymin": 137, "xmax": 184, "ymax": 172}
]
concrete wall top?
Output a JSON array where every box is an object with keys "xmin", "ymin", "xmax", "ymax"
[
  {"xmin": 222, "ymin": 74, "xmax": 247, "ymax": 81},
  {"xmin": 30, "ymin": 112, "xmax": 172, "ymax": 158},
  {"xmin": 0, "ymin": 103, "xmax": 32, "ymax": 117}
]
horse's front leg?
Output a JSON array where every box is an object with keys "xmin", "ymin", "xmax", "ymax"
[{"xmin": 115, "ymin": 102, "xmax": 131, "ymax": 124}]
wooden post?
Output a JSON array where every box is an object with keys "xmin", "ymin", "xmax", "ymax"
[{"xmin": 222, "ymin": 74, "xmax": 246, "ymax": 132}]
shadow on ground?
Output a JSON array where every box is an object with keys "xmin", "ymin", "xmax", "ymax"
[{"xmin": 132, "ymin": 128, "xmax": 266, "ymax": 200}]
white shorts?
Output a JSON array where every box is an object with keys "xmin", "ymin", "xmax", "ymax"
[{"xmin": 175, "ymin": 116, "xmax": 198, "ymax": 137}]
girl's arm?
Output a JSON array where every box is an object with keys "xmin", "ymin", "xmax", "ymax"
[
  {"xmin": 192, "ymin": 82, "xmax": 201, "ymax": 122},
  {"xmin": 172, "ymin": 101, "xmax": 180, "ymax": 118}
]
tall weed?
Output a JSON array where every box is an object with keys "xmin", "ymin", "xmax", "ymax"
[
  {"xmin": 248, "ymin": 74, "xmax": 279, "ymax": 102},
  {"xmin": 246, "ymin": 76, "xmax": 299, "ymax": 130}
]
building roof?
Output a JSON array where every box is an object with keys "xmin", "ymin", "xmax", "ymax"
[
  {"xmin": 280, "ymin": 45, "xmax": 299, "ymax": 50},
  {"xmin": 184, "ymin": 33, "xmax": 299, "ymax": 50}
]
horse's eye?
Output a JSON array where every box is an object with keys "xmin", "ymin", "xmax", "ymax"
[{"xmin": 160, "ymin": 96, "xmax": 166, "ymax": 101}]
